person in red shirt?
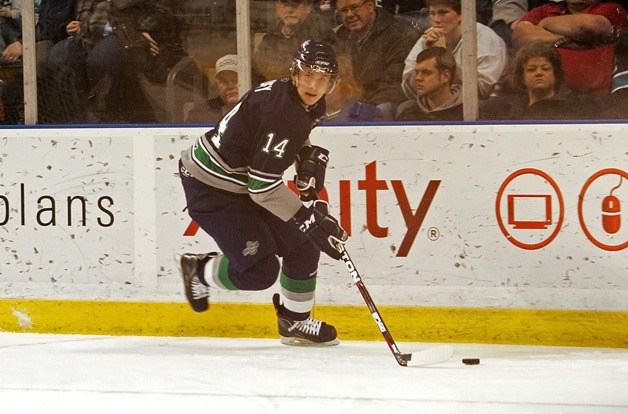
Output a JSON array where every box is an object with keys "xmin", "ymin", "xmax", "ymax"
[{"xmin": 512, "ymin": 0, "xmax": 627, "ymax": 94}]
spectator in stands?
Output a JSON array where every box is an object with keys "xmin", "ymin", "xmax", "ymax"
[
  {"xmin": 480, "ymin": 40, "xmax": 593, "ymax": 120},
  {"xmin": 0, "ymin": 1, "xmax": 21, "ymax": 17},
  {"xmin": 379, "ymin": 0, "xmax": 493, "ymax": 19},
  {"xmin": 185, "ymin": 55, "xmax": 264, "ymax": 124},
  {"xmin": 334, "ymin": 0, "xmax": 419, "ymax": 121},
  {"xmin": 109, "ymin": 0, "xmax": 186, "ymax": 84},
  {"xmin": 489, "ymin": 1, "xmax": 562, "ymax": 51},
  {"xmin": 46, "ymin": 0, "xmax": 189, "ymax": 123},
  {"xmin": 0, "ymin": 0, "xmax": 76, "ymax": 124},
  {"xmin": 600, "ymin": 71, "xmax": 628, "ymax": 118},
  {"xmin": 44, "ymin": 0, "xmax": 111, "ymax": 123},
  {"xmin": 380, "ymin": 0, "xmax": 425, "ymax": 15},
  {"xmin": 512, "ymin": 0, "xmax": 627, "ymax": 94},
  {"xmin": 0, "ymin": 10, "xmax": 21, "ymax": 65},
  {"xmin": 490, "ymin": 0, "xmax": 530, "ymax": 53},
  {"xmin": 0, "ymin": 0, "xmax": 75, "ymax": 69},
  {"xmin": 186, "ymin": 55, "xmax": 239, "ymax": 123},
  {"xmin": 401, "ymin": 0, "xmax": 508, "ymax": 102},
  {"xmin": 395, "ymin": 46, "xmax": 463, "ymax": 121},
  {"xmin": 254, "ymin": 0, "xmax": 337, "ymax": 82},
  {"xmin": 0, "ymin": 0, "xmax": 21, "ymax": 31},
  {"xmin": 600, "ymin": 30, "xmax": 628, "ymax": 118},
  {"xmin": 392, "ymin": 0, "xmax": 496, "ymax": 38},
  {"xmin": 476, "ymin": 0, "xmax": 494, "ymax": 25},
  {"xmin": 314, "ymin": 0, "xmax": 338, "ymax": 25},
  {"xmin": 95, "ymin": 0, "xmax": 188, "ymax": 123},
  {"xmin": 35, "ymin": 0, "xmax": 76, "ymax": 74},
  {"xmin": 491, "ymin": 0, "xmax": 530, "ymax": 27},
  {"xmin": 0, "ymin": 0, "xmax": 24, "ymax": 65},
  {"xmin": 0, "ymin": 12, "xmax": 20, "ymax": 121},
  {"xmin": 607, "ymin": 72, "xmax": 628, "ymax": 116}
]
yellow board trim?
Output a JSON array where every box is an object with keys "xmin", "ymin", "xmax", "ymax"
[{"xmin": 1, "ymin": 299, "xmax": 626, "ymax": 348}]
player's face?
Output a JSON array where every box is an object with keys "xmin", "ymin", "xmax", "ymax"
[
  {"xmin": 428, "ymin": 5, "xmax": 461, "ymax": 35},
  {"xmin": 414, "ymin": 57, "xmax": 448, "ymax": 98},
  {"xmin": 294, "ymin": 66, "xmax": 332, "ymax": 106},
  {"xmin": 216, "ymin": 71, "xmax": 239, "ymax": 106},
  {"xmin": 523, "ymin": 57, "xmax": 556, "ymax": 96}
]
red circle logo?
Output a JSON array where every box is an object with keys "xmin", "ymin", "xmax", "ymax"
[
  {"xmin": 496, "ymin": 168, "xmax": 564, "ymax": 250},
  {"xmin": 578, "ymin": 168, "xmax": 627, "ymax": 252}
]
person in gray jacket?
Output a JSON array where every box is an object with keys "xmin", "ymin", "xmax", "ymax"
[
  {"xmin": 395, "ymin": 46, "xmax": 463, "ymax": 121},
  {"xmin": 254, "ymin": 0, "xmax": 337, "ymax": 82},
  {"xmin": 334, "ymin": 0, "xmax": 419, "ymax": 120}
]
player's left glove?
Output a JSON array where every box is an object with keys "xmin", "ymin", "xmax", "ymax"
[
  {"xmin": 294, "ymin": 145, "xmax": 329, "ymax": 202},
  {"xmin": 294, "ymin": 200, "xmax": 348, "ymax": 260}
]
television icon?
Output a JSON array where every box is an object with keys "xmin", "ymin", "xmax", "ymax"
[{"xmin": 507, "ymin": 194, "xmax": 552, "ymax": 229}]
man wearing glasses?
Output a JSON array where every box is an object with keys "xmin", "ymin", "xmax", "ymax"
[{"xmin": 334, "ymin": 0, "xmax": 419, "ymax": 120}]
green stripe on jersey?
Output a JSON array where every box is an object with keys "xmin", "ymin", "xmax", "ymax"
[
  {"xmin": 193, "ymin": 142, "xmax": 248, "ymax": 185},
  {"xmin": 248, "ymin": 176, "xmax": 280, "ymax": 193}
]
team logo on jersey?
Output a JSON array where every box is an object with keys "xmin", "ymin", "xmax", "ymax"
[{"xmin": 243, "ymin": 240, "xmax": 260, "ymax": 256}]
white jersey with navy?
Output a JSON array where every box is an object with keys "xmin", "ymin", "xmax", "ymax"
[{"xmin": 180, "ymin": 79, "xmax": 326, "ymax": 222}]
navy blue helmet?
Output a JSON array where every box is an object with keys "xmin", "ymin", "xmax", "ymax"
[{"xmin": 291, "ymin": 39, "xmax": 339, "ymax": 94}]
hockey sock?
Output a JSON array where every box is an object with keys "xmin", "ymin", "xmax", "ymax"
[
  {"xmin": 279, "ymin": 272, "xmax": 316, "ymax": 320},
  {"xmin": 202, "ymin": 254, "xmax": 239, "ymax": 290}
]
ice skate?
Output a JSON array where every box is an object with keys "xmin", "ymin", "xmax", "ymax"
[
  {"xmin": 272, "ymin": 293, "xmax": 339, "ymax": 346},
  {"xmin": 177, "ymin": 253, "xmax": 217, "ymax": 313}
]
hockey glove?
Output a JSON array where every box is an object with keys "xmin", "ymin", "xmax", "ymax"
[
  {"xmin": 294, "ymin": 145, "xmax": 329, "ymax": 201},
  {"xmin": 294, "ymin": 200, "xmax": 348, "ymax": 260}
]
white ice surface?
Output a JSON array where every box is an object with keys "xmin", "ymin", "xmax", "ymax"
[{"xmin": 0, "ymin": 333, "xmax": 626, "ymax": 414}]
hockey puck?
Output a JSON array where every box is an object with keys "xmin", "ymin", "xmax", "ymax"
[{"xmin": 462, "ymin": 358, "xmax": 480, "ymax": 365}]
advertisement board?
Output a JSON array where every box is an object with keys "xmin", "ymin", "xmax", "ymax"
[{"xmin": 1, "ymin": 124, "xmax": 626, "ymax": 312}]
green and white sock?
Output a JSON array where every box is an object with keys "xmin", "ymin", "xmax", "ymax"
[
  {"xmin": 279, "ymin": 272, "xmax": 316, "ymax": 315},
  {"xmin": 203, "ymin": 254, "xmax": 239, "ymax": 290}
]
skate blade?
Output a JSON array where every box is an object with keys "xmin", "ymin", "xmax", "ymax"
[{"xmin": 280, "ymin": 336, "xmax": 340, "ymax": 347}]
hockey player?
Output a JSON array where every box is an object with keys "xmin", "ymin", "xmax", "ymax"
[{"xmin": 177, "ymin": 40, "xmax": 348, "ymax": 346}]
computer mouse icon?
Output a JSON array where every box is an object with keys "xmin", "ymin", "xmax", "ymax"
[{"xmin": 601, "ymin": 195, "xmax": 620, "ymax": 234}]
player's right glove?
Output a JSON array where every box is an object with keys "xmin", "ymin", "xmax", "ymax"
[
  {"xmin": 294, "ymin": 199, "xmax": 348, "ymax": 260},
  {"xmin": 294, "ymin": 145, "xmax": 329, "ymax": 202}
]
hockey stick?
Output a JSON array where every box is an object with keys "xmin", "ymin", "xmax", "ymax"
[{"xmin": 338, "ymin": 245, "xmax": 453, "ymax": 367}]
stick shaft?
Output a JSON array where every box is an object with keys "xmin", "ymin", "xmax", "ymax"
[{"xmin": 338, "ymin": 246, "xmax": 409, "ymax": 366}]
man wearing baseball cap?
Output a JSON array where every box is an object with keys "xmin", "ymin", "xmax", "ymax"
[{"xmin": 185, "ymin": 54, "xmax": 241, "ymax": 124}]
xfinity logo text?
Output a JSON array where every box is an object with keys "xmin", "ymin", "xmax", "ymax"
[{"xmin": 185, "ymin": 161, "xmax": 441, "ymax": 257}]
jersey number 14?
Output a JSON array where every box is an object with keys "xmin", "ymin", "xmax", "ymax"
[{"xmin": 262, "ymin": 133, "xmax": 289, "ymax": 159}]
